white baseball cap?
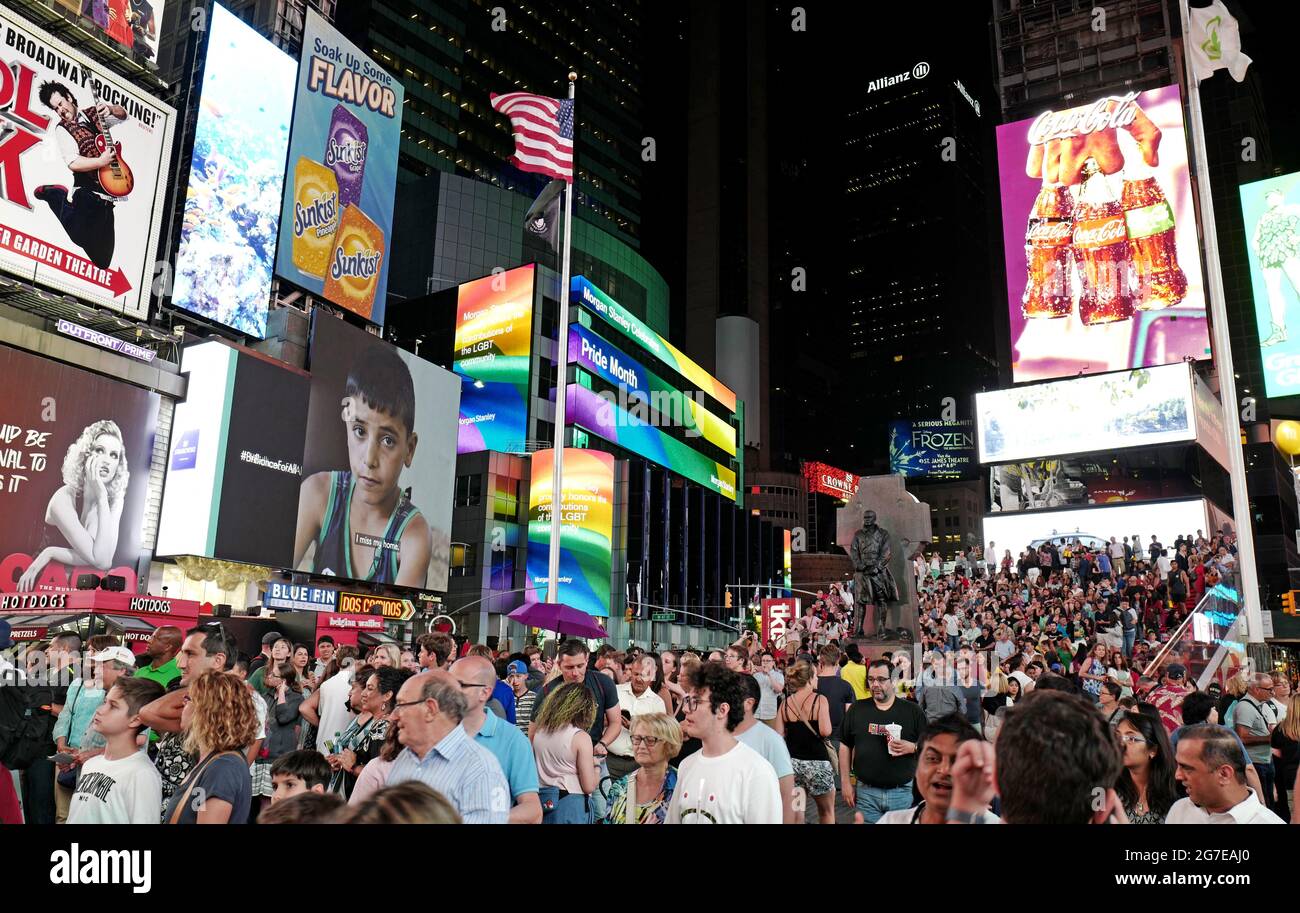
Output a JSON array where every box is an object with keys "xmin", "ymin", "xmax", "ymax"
[{"xmin": 90, "ymin": 645, "xmax": 137, "ymax": 666}]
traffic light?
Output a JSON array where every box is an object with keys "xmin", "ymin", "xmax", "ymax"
[
  {"xmin": 625, "ymin": 606, "xmax": 635, "ymax": 623},
  {"xmin": 724, "ymin": 589, "xmax": 733, "ymax": 609},
  {"xmin": 1283, "ymin": 591, "xmax": 1297, "ymax": 616}
]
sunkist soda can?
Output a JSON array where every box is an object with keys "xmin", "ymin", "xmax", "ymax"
[
  {"xmin": 1121, "ymin": 176, "xmax": 1188, "ymax": 310},
  {"xmin": 290, "ymin": 157, "xmax": 340, "ymax": 279},
  {"xmin": 325, "ymin": 104, "xmax": 369, "ymax": 209},
  {"xmin": 323, "ymin": 204, "xmax": 384, "ymax": 319},
  {"xmin": 1072, "ymin": 158, "xmax": 1135, "ymax": 326}
]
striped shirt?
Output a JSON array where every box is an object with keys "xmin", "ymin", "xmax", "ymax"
[
  {"xmin": 387, "ymin": 723, "xmax": 511, "ymax": 824},
  {"xmin": 514, "ymin": 690, "xmax": 539, "ymax": 734}
]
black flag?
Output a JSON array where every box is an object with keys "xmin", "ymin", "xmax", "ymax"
[{"xmin": 524, "ymin": 178, "xmax": 565, "ymax": 251}]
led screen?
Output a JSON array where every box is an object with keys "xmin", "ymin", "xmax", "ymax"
[
  {"xmin": 526, "ymin": 448, "xmax": 614, "ymax": 617},
  {"xmin": 453, "ymin": 265, "xmax": 535, "ymax": 454},
  {"xmin": 172, "ymin": 4, "xmax": 296, "ymax": 338},
  {"xmin": 996, "ymin": 84, "xmax": 1210, "ymax": 382}
]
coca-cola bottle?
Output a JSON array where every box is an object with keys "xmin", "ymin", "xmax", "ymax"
[
  {"xmin": 1022, "ymin": 183, "xmax": 1074, "ymax": 318},
  {"xmin": 1121, "ymin": 176, "xmax": 1188, "ymax": 309},
  {"xmin": 1072, "ymin": 158, "xmax": 1135, "ymax": 325}
]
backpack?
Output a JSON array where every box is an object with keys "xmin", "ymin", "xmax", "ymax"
[{"xmin": 0, "ymin": 670, "xmax": 57, "ymax": 770}]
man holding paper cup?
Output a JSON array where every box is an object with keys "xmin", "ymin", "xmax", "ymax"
[{"xmin": 838, "ymin": 659, "xmax": 927, "ymax": 823}]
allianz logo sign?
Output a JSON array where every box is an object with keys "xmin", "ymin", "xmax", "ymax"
[{"xmin": 867, "ymin": 61, "xmax": 929, "ymax": 93}]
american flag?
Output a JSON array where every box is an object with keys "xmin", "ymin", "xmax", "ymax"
[{"xmin": 489, "ymin": 92, "xmax": 574, "ymax": 184}]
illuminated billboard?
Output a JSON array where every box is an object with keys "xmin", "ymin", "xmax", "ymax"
[
  {"xmin": 566, "ymin": 384, "xmax": 737, "ymax": 501},
  {"xmin": 156, "ymin": 342, "xmax": 309, "ymax": 566},
  {"xmin": 570, "ymin": 323, "xmax": 736, "ymax": 457},
  {"xmin": 888, "ymin": 419, "xmax": 976, "ymax": 479},
  {"xmin": 52, "ymin": 0, "xmax": 168, "ymax": 62},
  {"xmin": 977, "ymin": 364, "xmax": 1195, "ymax": 464},
  {"xmin": 988, "ymin": 459, "xmax": 1197, "ymax": 513},
  {"xmin": 0, "ymin": 5, "xmax": 175, "ymax": 321},
  {"xmin": 572, "ymin": 276, "xmax": 737, "ymax": 413},
  {"xmin": 453, "ymin": 265, "xmax": 535, "ymax": 454},
  {"xmin": 801, "ymin": 461, "xmax": 858, "ymax": 500},
  {"xmin": 982, "ymin": 498, "xmax": 1211, "ymax": 555},
  {"xmin": 526, "ymin": 448, "xmax": 614, "ymax": 618},
  {"xmin": 996, "ymin": 84, "xmax": 1210, "ymax": 383},
  {"xmin": 298, "ymin": 314, "xmax": 460, "ymax": 591},
  {"xmin": 275, "ymin": 8, "xmax": 402, "ymax": 325},
  {"xmin": 1239, "ymin": 170, "xmax": 1300, "ymax": 398},
  {"xmin": 0, "ymin": 344, "xmax": 159, "ymax": 594},
  {"xmin": 172, "ymin": 4, "xmax": 296, "ymax": 338}
]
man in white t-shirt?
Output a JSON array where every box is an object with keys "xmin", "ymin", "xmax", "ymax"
[
  {"xmin": 68, "ymin": 678, "xmax": 165, "ymax": 825},
  {"xmin": 607, "ymin": 655, "xmax": 667, "ymax": 780},
  {"xmin": 666, "ymin": 662, "xmax": 781, "ymax": 824}
]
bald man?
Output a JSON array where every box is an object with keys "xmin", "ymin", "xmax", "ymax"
[
  {"xmin": 135, "ymin": 625, "xmax": 183, "ymax": 690},
  {"xmin": 451, "ymin": 657, "xmax": 541, "ymax": 824}
]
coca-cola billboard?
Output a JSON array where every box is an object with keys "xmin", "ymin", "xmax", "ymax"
[{"xmin": 996, "ymin": 84, "xmax": 1210, "ymax": 383}]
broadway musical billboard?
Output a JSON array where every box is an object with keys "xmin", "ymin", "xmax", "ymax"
[{"xmin": 0, "ymin": 5, "xmax": 174, "ymax": 320}]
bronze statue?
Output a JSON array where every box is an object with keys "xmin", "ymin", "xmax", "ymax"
[{"xmin": 850, "ymin": 509, "xmax": 903, "ymax": 639}]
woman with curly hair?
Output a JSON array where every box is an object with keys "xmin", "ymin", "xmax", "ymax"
[
  {"xmin": 164, "ymin": 670, "xmax": 258, "ymax": 824},
  {"xmin": 18, "ymin": 419, "xmax": 130, "ymax": 591},
  {"xmin": 532, "ymin": 681, "xmax": 598, "ymax": 824}
]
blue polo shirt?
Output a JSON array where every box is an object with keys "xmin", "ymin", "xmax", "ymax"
[{"xmin": 474, "ymin": 709, "xmax": 539, "ymax": 802}]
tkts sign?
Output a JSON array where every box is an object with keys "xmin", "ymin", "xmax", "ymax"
[
  {"xmin": 801, "ymin": 461, "xmax": 859, "ymax": 500},
  {"xmin": 0, "ymin": 7, "xmax": 174, "ymax": 320},
  {"xmin": 760, "ymin": 598, "xmax": 800, "ymax": 647}
]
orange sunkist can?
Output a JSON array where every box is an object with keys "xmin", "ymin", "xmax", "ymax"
[
  {"xmin": 290, "ymin": 157, "xmax": 340, "ymax": 279},
  {"xmin": 323, "ymin": 205, "xmax": 384, "ymax": 319}
]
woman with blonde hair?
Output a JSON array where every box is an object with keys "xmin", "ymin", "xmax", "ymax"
[
  {"xmin": 164, "ymin": 670, "xmax": 258, "ymax": 824},
  {"xmin": 531, "ymin": 681, "xmax": 598, "ymax": 824},
  {"xmin": 17, "ymin": 419, "xmax": 131, "ymax": 591},
  {"xmin": 602, "ymin": 712, "xmax": 681, "ymax": 824},
  {"xmin": 774, "ymin": 659, "xmax": 835, "ymax": 823},
  {"xmin": 369, "ymin": 644, "xmax": 401, "ymax": 669}
]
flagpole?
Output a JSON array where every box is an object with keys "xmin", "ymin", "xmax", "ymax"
[
  {"xmin": 547, "ymin": 71, "xmax": 578, "ymax": 607},
  {"xmin": 1178, "ymin": 0, "xmax": 1264, "ymax": 644}
]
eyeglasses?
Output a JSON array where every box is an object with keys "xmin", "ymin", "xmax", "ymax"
[
  {"xmin": 457, "ymin": 679, "xmax": 492, "ymax": 692},
  {"xmin": 631, "ymin": 735, "xmax": 662, "ymax": 747},
  {"xmin": 681, "ymin": 694, "xmax": 708, "ymax": 711},
  {"xmin": 866, "ymin": 676, "xmax": 892, "ymax": 684},
  {"xmin": 1119, "ymin": 735, "xmax": 1147, "ymax": 745},
  {"xmin": 391, "ymin": 699, "xmax": 427, "ymax": 712}
]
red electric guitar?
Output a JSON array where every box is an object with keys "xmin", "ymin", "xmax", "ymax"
[{"xmin": 90, "ymin": 84, "xmax": 134, "ymax": 198}]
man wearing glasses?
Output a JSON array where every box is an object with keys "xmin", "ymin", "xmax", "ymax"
[
  {"xmin": 450, "ymin": 656, "xmax": 542, "ymax": 824},
  {"xmin": 665, "ymin": 662, "xmax": 781, "ymax": 824},
  {"xmin": 838, "ymin": 658, "xmax": 927, "ymax": 823}
]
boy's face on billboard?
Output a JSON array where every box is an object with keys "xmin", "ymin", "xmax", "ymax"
[{"xmin": 343, "ymin": 396, "xmax": 417, "ymax": 506}]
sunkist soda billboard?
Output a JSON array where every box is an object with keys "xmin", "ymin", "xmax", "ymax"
[
  {"xmin": 996, "ymin": 84, "xmax": 1210, "ymax": 383},
  {"xmin": 0, "ymin": 5, "xmax": 174, "ymax": 321},
  {"xmin": 276, "ymin": 7, "xmax": 403, "ymax": 327}
]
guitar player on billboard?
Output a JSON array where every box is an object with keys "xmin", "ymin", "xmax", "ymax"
[{"xmin": 33, "ymin": 80, "xmax": 132, "ymax": 271}]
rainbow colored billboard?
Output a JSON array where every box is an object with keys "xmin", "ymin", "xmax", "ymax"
[
  {"xmin": 571, "ymin": 276, "xmax": 737, "ymax": 413},
  {"xmin": 453, "ymin": 265, "xmax": 535, "ymax": 453},
  {"xmin": 526, "ymin": 448, "xmax": 615, "ymax": 617},
  {"xmin": 566, "ymin": 384, "xmax": 737, "ymax": 501}
]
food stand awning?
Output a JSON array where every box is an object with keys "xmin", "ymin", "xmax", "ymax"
[{"xmin": 0, "ymin": 590, "xmax": 204, "ymax": 651}]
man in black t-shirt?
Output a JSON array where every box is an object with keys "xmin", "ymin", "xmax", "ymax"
[
  {"xmin": 814, "ymin": 645, "xmax": 855, "ymax": 752},
  {"xmin": 530, "ymin": 640, "xmax": 621, "ymax": 751},
  {"xmin": 838, "ymin": 658, "xmax": 927, "ymax": 823}
]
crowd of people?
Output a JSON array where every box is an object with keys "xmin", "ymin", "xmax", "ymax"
[{"xmin": 0, "ymin": 525, "xmax": 1295, "ymax": 824}]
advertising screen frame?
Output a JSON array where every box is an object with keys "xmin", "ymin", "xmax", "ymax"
[
  {"xmin": 1238, "ymin": 170, "xmax": 1300, "ymax": 399},
  {"xmin": 0, "ymin": 4, "xmax": 175, "ymax": 321},
  {"xmin": 976, "ymin": 363, "xmax": 1196, "ymax": 465},
  {"xmin": 526, "ymin": 448, "xmax": 615, "ymax": 618},
  {"xmin": 274, "ymin": 7, "xmax": 403, "ymax": 326},
  {"xmin": 171, "ymin": 3, "xmax": 296, "ymax": 339},
  {"xmin": 981, "ymin": 497, "xmax": 1211, "ymax": 555},
  {"xmin": 888, "ymin": 418, "xmax": 977, "ymax": 479},
  {"xmin": 995, "ymin": 83, "xmax": 1210, "ymax": 384}
]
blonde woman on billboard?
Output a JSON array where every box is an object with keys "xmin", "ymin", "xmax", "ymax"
[
  {"xmin": 1253, "ymin": 189, "xmax": 1300, "ymax": 347},
  {"xmin": 18, "ymin": 420, "xmax": 130, "ymax": 591}
]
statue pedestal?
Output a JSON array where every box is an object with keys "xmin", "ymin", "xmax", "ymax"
[{"xmin": 838, "ymin": 475, "xmax": 933, "ymax": 640}]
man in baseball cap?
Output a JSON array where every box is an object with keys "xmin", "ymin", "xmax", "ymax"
[
  {"xmin": 0, "ymin": 618, "xmax": 14, "ymax": 651},
  {"xmin": 505, "ymin": 659, "xmax": 539, "ymax": 734},
  {"xmin": 1149, "ymin": 662, "xmax": 1193, "ymax": 736}
]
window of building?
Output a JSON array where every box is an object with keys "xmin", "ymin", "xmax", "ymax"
[
  {"xmin": 455, "ymin": 474, "xmax": 482, "ymax": 508},
  {"xmin": 450, "ymin": 543, "xmax": 477, "ymax": 577},
  {"xmin": 489, "ymin": 546, "xmax": 515, "ymax": 590},
  {"xmin": 493, "ymin": 479, "xmax": 520, "ymax": 520}
]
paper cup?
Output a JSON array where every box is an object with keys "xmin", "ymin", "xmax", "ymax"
[{"xmin": 885, "ymin": 723, "xmax": 902, "ymax": 741}]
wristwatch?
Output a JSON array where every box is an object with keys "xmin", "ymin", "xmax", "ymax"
[{"xmin": 944, "ymin": 808, "xmax": 990, "ymax": 824}]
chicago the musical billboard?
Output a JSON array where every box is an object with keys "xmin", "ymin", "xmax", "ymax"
[
  {"xmin": 0, "ymin": 5, "xmax": 174, "ymax": 320},
  {"xmin": 526, "ymin": 448, "xmax": 615, "ymax": 618},
  {"xmin": 275, "ymin": 8, "xmax": 403, "ymax": 325},
  {"xmin": 171, "ymin": 3, "xmax": 296, "ymax": 338},
  {"xmin": 1, "ymin": 344, "xmax": 159, "ymax": 593},
  {"xmin": 996, "ymin": 84, "xmax": 1210, "ymax": 383}
]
